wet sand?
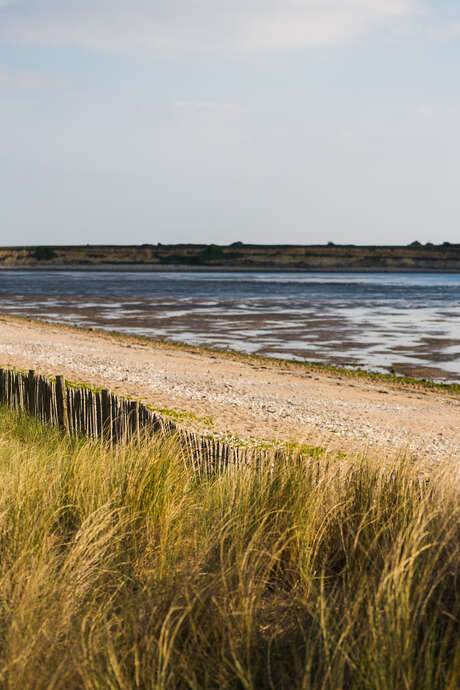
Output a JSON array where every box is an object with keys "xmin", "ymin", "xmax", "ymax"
[{"xmin": 0, "ymin": 314, "xmax": 458, "ymax": 462}]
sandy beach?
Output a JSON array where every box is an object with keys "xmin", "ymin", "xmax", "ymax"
[{"xmin": 0, "ymin": 314, "xmax": 458, "ymax": 461}]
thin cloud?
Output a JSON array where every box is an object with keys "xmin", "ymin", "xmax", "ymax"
[
  {"xmin": 440, "ymin": 21, "xmax": 460, "ymax": 37},
  {"xmin": 175, "ymin": 100, "xmax": 244, "ymax": 113},
  {"xmin": 0, "ymin": 66, "xmax": 67, "ymax": 89},
  {"xmin": 0, "ymin": 0, "xmax": 422, "ymax": 54}
]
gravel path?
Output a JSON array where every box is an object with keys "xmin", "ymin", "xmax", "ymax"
[{"xmin": 1, "ymin": 315, "xmax": 458, "ymax": 461}]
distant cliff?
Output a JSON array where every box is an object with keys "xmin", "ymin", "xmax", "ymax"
[{"xmin": 1, "ymin": 243, "xmax": 459, "ymax": 272}]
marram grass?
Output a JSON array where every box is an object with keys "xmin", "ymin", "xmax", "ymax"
[{"xmin": 0, "ymin": 406, "xmax": 459, "ymax": 689}]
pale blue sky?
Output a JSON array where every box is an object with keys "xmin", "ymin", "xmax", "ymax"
[{"xmin": 1, "ymin": 0, "xmax": 459, "ymax": 246}]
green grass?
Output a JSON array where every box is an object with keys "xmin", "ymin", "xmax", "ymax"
[
  {"xmin": 0, "ymin": 405, "xmax": 459, "ymax": 689},
  {"xmin": 152, "ymin": 406, "xmax": 214, "ymax": 427}
]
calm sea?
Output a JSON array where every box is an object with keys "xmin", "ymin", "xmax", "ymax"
[{"xmin": 1, "ymin": 270, "xmax": 459, "ymax": 383}]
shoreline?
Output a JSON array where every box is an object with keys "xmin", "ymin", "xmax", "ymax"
[
  {"xmin": 1, "ymin": 312, "xmax": 459, "ymax": 394},
  {"xmin": 1, "ymin": 286, "xmax": 458, "ymax": 385},
  {"xmin": 1, "ymin": 313, "xmax": 459, "ymax": 395},
  {"xmin": 1, "ymin": 263, "xmax": 460, "ymax": 273},
  {"xmin": 0, "ymin": 314, "xmax": 458, "ymax": 462}
]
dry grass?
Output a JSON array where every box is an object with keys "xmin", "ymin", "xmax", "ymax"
[{"xmin": 0, "ymin": 406, "xmax": 459, "ymax": 689}]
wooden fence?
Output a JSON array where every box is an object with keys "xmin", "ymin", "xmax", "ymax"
[{"xmin": 0, "ymin": 368, "xmax": 259, "ymax": 474}]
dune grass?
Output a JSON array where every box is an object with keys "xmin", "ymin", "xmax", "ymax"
[{"xmin": 0, "ymin": 406, "xmax": 459, "ymax": 689}]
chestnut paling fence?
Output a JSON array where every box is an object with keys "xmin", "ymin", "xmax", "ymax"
[{"xmin": 0, "ymin": 367, "xmax": 263, "ymax": 474}]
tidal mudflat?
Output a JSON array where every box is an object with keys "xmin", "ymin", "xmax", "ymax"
[{"xmin": 1, "ymin": 270, "xmax": 459, "ymax": 382}]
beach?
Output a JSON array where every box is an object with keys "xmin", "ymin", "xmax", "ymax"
[
  {"xmin": 1, "ymin": 313, "xmax": 458, "ymax": 462},
  {"xmin": 1, "ymin": 270, "xmax": 459, "ymax": 383}
]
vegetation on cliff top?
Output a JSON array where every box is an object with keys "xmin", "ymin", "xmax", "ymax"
[{"xmin": 1, "ymin": 242, "xmax": 459, "ymax": 270}]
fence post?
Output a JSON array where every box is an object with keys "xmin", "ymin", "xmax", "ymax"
[
  {"xmin": 27, "ymin": 370, "xmax": 36, "ymax": 416},
  {"xmin": 101, "ymin": 389, "xmax": 111, "ymax": 444},
  {"xmin": 56, "ymin": 375, "xmax": 67, "ymax": 430},
  {"xmin": 132, "ymin": 400, "xmax": 140, "ymax": 443}
]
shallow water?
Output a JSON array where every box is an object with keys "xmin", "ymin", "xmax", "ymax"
[{"xmin": 1, "ymin": 270, "xmax": 459, "ymax": 382}]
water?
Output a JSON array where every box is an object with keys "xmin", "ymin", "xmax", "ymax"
[{"xmin": 1, "ymin": 270, "xmax": 459, "ymax": 382}]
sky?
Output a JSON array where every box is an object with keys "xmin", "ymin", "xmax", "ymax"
[{"xmin": 1, "ymin": 0, "xmax": 460, "ymax": 246}]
